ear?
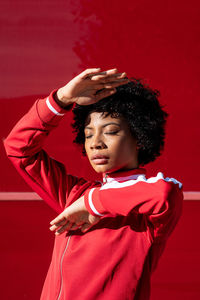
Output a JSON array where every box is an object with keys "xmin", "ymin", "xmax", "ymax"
[
  {"xmin": 136, "ymin": 141, "xmax": 143, "ymax": 150},
  {"xmin": 136, "ymin": 143, "xmax": 140, "ymax": 150}
]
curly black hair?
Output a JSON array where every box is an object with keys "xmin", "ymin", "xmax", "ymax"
[{"xmin": 72, "ymin": 79, "xmax": 168, "ymax": 166}]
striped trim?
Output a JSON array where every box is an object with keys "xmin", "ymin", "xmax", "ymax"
[
  {"xmin": 0, "ymin": 192, "xmax": 199, "ymax": 201},
  {"xmin": 46, "ymin": 97, "xmax": 65, "ymax": 116},
  {"xmin": 100, "ymin": 172, "xmax": 182, "ymax": 191},
  {"xmin": 104, "ymin": 174, "xmax": 144, "ymax": 183},
  {"xmin": 88, "ymin": 188, "xmax": 104, "ymax": 216}
]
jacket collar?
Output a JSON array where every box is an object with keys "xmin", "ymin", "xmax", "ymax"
[{"xmin": 102, "ymin": 167, "xmax": 146, "ymax": 183}]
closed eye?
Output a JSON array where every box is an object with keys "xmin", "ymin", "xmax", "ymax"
[
  {"xmin": 105, "ymin": 131, "xmax": 119, "ymax": 135},
  {"xmin": 85, "ymin": 135, "xmax": 93, "ymax": 139},
  {"xmin": 85, "ymin": 131, "xmax": 119, "ymax": 139}
]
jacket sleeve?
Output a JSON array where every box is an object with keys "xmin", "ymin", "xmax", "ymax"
[
  {"xmin": 3, "ymin": 90, "xmax": 86, "ymax": 213},
  {"xmin": 84, "ymin": 173, "xmax": 183, "ymax": 240}
]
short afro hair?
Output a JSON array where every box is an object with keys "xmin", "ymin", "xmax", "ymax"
[{"xmin": 72, "ymin": 79, "xmax": 168, "ymax": 166}]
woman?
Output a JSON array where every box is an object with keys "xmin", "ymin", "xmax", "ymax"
[{"xmin": 4, "ymin": 68, "xmax": 183, "ymax": 299}]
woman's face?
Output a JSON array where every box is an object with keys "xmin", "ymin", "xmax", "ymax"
[{"xmin": 84, "ymin": 112, "xmax": 139, "ymax": 174}]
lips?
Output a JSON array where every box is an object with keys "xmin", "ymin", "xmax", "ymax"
[
  {"xmin": 91, "ymin": 154, "xmax": 109, "ymax": 160},
  {"xmin": 91, "ymin": 154, "xmax": 109, "ymax": 165}
]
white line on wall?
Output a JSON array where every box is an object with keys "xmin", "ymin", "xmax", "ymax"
[{"xmin": 0, "ymin": 192, "xmax": 199, "ymax": 201}]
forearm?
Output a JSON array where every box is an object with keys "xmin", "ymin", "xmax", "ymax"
[
  {"xmin": 4, "ymin": 90, "xmax": 67, "ymax": 158},
  {"xmin": 3, "ymin": 90, "xmax": 78, "ymax": 212}
]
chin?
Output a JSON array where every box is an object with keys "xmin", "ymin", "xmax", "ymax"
[
  {"xmin": 90, "ymin": 163, "xmax": 110, "ymax": 174},
  {"xmin": 91, "ymin": 163, "xmax": 122, "ymax": 174},
  {"xmin": 92, "ymin": 166, "xmax": 109, "ymax": 174}
]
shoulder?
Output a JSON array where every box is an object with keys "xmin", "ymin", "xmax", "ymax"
[{"xmin": 145, "ymin": 172, "xmax": 183, "ymax": 189}]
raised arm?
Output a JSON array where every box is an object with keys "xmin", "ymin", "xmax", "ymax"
[
  {"xmin": 4, "ymin": 90, "xmax": 80, "ymax": 212},
  {"xmin": 4, "ymin": 68, "xmax": 129, "ymax": 213}
]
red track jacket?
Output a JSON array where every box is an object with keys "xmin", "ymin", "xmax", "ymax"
[{"xmin": 4, "ymin": 91, "xmax": 183, "ymax": 300}]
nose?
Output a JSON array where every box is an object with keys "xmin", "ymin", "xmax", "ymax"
[{"xmin": 90, "ymin": 134, "xmax": 106, "ymax": 149}]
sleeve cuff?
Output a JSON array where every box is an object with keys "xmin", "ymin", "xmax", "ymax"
[
  {"xmin": 84, "ymin": 188, "xmax": 106, "ymax": 217},
  {"xmin": 36, "ymin": 89, "xmax": 69, "ymax": 126}
]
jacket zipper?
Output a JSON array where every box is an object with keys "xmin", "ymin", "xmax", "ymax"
[
  {"xmin": 57, "ymin": 235, "xmax": 71, "ymax": 300},
  {"xmin": 57, "ymin": 175, "xmax": 107, "ymax": 299}
]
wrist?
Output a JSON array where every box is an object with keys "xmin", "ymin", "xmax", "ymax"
[{"xmin": 55, "ymin": 88, "xmax": 74, "ymax": 108}]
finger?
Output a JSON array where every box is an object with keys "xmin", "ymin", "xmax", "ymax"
[
  {"xmin": 80, "ymin": 68, "xmax": 101, "ymax": 79},
  {"xmin": 99, "ymin": 68, "xmax": 118, "ymax": 75},
  {"xmin": 85, "ymin": 68, "xmax": 118, "ymax": 79},
  {"xmin": 49, "ymin": 220, "xmax": 67, "ymax": 232},
  {"xmin": 91, "ymin": 72, "xmax": 127, "ymax": 82},
  {"xmin": 88, "ymin": 215, "xmax": 100, "ymax": 224},
  {"xmin": 55, "ymin": 221, "xmax": 72, "ymax": 235},
  {"xmin": 81, "ymin": 223, "xmax": 91, "ymax": 233},
  {"xmin": 70, "ymin": 223, "xmax": 80, "ymax": 230},
  {"xmin": 105, "ymin": 78, "xmax": 129, "ymax": 88},
  {"xmin": 94, "ymin": 78, "xmax": 129, "ymax": 90},
  {"xmin": 50, "ymin": 224, "xmax": 60, "ymax": 232},
  {"xmin": 50, "ymin": 213, "xmax": 67, "ymax": 226},
  {"xmin": 49, "ymin": 219, "xmax": 67, "ymax": 232},
  {"xmin": 94, "ymin": 88, "xmax": 117, "ymax": 101}
]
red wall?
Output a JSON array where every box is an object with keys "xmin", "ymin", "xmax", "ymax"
[{"xmin": 0, "ymin": 1, "xmax": 199, "ymax": 299}]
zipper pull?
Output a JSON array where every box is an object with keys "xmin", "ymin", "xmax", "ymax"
[{"xmin": 104, "ymin": 173, "xmax": 108, "ymax": 183}]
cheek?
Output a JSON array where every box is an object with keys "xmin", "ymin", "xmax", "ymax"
[
  {"xmin": 108, "ymin": 137, "xmax": 126, "ymax": 155},
  {"xmin": 84, "ymin": 139, "xmax": 90, "ymax": 151},
  {"xmin": 109, "ymin": 136, "xmax": 136, "ymax": 158}
]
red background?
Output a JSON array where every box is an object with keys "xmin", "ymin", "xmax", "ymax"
[{"xmin": 0, "ymin": 0, "xmax": 199, "ymax": 299}]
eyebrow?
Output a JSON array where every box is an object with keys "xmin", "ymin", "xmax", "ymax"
[{"xmin": 85, "ymin": 122, "xmax": 121, "ymax": 130}]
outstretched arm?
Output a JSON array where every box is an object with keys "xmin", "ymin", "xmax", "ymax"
[{"xmin": 49, "ymin": 174, "xmax": 183, "ymax": 237}]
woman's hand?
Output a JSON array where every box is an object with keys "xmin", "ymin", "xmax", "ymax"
[
  {"xmin": 49, "ymin": 196, "xmax": 100, "ymax": 235},
  {"xmin": 56, "ymin": 68, "xmax": 129, "ymax": 107}
]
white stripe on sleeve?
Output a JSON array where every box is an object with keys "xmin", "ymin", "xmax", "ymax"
[
  {"xmin": 88, "ymin": 188, "xmax": 104, "ymax": 216},
  {"xmin": 100, "ymin": 172, "xmax": 182, "ymax": 190},
  {"xmin": 46, "ymin": 97, "xmax": 65, "ymax": 116}
]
